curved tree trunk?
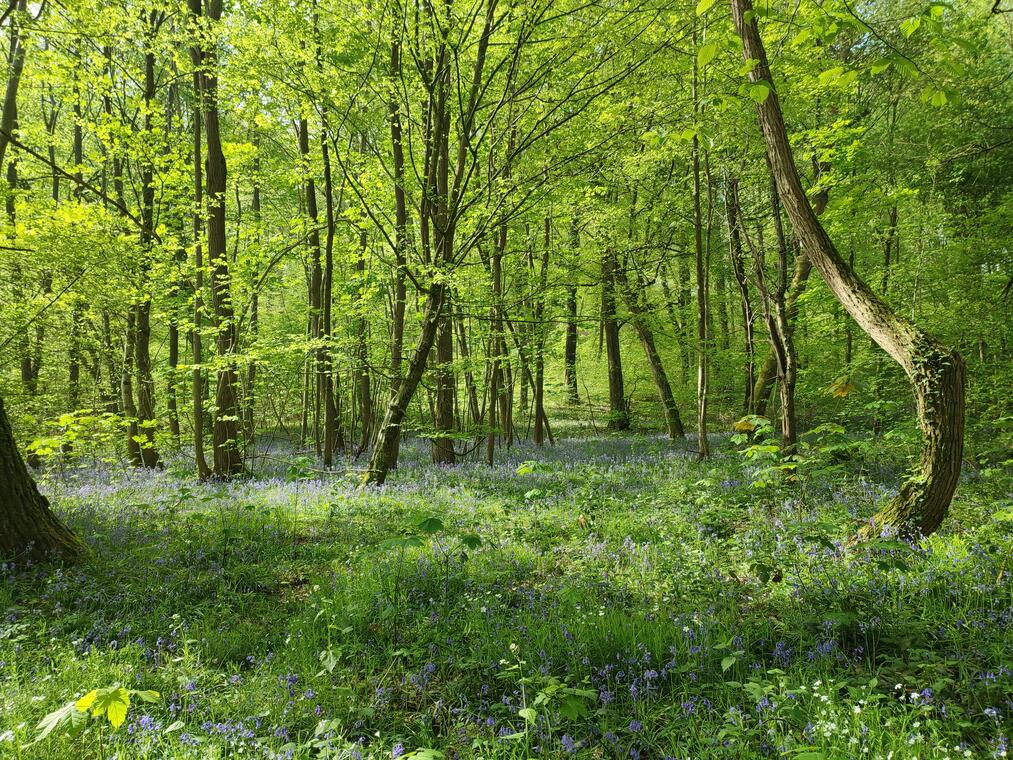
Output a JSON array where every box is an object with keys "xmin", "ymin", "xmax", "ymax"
[
  {"xmin": 732, "ymin": 0, "xmax": 965, "ymax": 538},
  {"xmin": 0, "ymin": 396, "xmax": 83, "ymax": 563}
]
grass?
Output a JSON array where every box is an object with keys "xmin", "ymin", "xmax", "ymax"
[{"xmin": 1, "ymin": 432, "xmax": 1011, "ymax": 759}]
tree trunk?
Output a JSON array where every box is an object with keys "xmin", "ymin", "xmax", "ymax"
[
  {"xmin": 532, "ymin": 213, "xmax": 551, "ymax": 446},
  {"xmin": 244, "ymin": 144, "xmax": 261, "ymax": 446},
  {"xmin": 355, "ymin": 225, "xmax": 372, "ymax": 454},
  {"xmin": 564, "ymin": 284, "xmax": 579, "ymax": 404},
  {"xmin": 618, "ymin": 272, "xmax": 685, "ymax": 439},
  {"xmin": 364, "ymin": 284, "xmax": 447, "ymax": 485},
  {"xmin": 121, "ymin": 311, "xmax": 143, "ymax": 467},
  {"xmin": 190, "ymin": 54, "xmax": 211, "ymax": 480},
  {"xmin": 0, "ymin": 396, "xmax": 83, "ymax": 564},
  {"xmin": 725, "ymin": 179, "xmax": 755, "ymax": 413},
  {"xmin": 691, "ymin": 36, "xmax": 709, "ymax": 458},
  {"xmin": 190, "ymin": 0, "xmax": 242, "ymax": 478},
  {"xmin": 750, "ymin": 254, "xmax": 813, "ymax": 415},
  {"xmin": 732, "ymin": 0, "xmax": 965, "ymax": 538},
  {"xmin": 601, "ymin": 249, "xmax": 629, "ymax": 430},
  {"xmin": 387, "ymin": 22, "xmax": 408, "ymax": 470},
  {"xmin": 0, "ymin": 0, "xmax": 27, "ymax": 169},
  {"xmin": 432, "ymin": 294, "xmax": 457, "ymax": 464},
  {"xmin": 753, "ymin": 165, "xmax": 799, "ymax": 452}
]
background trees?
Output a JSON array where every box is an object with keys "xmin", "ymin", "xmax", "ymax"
[{"xmin": 2, "ymin": 0, "xmax": 1011, "ymax": 539}]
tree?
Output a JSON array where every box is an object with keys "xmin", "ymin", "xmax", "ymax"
[
  {"xmin": 0, "ymin": 0, "xmax": 81, "ymax": 564},
  {"xmin": 189, "ymin": 0, "xmax": 243, "ymax": 478},
  {"xmin": 0, "ymin": 396, "xmax": 82, "ymax": 563},
  {"xmin": 731, "ymin": 0, "xmax": 966, "ymax": 538}
]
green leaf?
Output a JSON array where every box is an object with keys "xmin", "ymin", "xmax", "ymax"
[
  {"xmin": 559, "ymin": 695, "xmax": 590, "ymax": 720},
  {"xmin": 417, "ymin": 517, "xmax": 444, "ymax": 535},
  {"xmin": 133, "ymin": 690, "xmax": 160, "ymax": 704},
  {"xmin": 818, "ymin": 66, "xmax": 844, "ymax": 86},
  {"xmin": 34, "ymin": 702, "xmax": 79, "ymax": 743},
  {"xmin": 721, "ymin": 655, "xmax": 738, "ymax": 672},
  {"xmin": 696, "ymin": 0, "xmax": 717, "ymax": 15},
  {"xmin": 697, "ymin": 42, "xmax": 718, "ymax": 68},
  {"xmin": 106, "ymin": 692, "xmax": 129, "ymax": 729},
  {"xmin": 518, "ymin": 707, "xmax": 537, "ymax": 723},
  {"xmin": 900, "ymin": 16, "xmax": 921, "ymax": 38},
  {"xmin": 748, "ymin": 81, "xmax": 771, "ymax": 103},
  {"xmin": 460, "ymin": 533, "xmax": 482, "ymax": 550},
  {"xmin": 75, "ymin": 691, "xmax": 99, "ymax": 712}
]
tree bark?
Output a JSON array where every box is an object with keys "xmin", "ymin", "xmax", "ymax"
[
  {"xmin": 190, "ymin": 50, "xmax": 211, "ymax": 480},
  {"xmin": 732, "ymin": 0, "xmax": 965, "ymax": 538},
  {"xmin": 564, "ymin": 284, "xmax": 579, "ymax": 404},
  {"xmin": 121, "ymin": 311, "xmax": 143, "ymax": 467},
  {"xmin": 387, "ymin": 21, "xmax": 408, "ymax": 470},
  {"xmin": 601, "ymin": 249, "xmax": 629, "ymax": 430},
  {"xmin": 0, "ymin": 396, "xmax": 83, "ymax": 564},
  {"xmin": 364, "ymin": 284, "xmax": 447, "ymax": 484},
  {"xmin": 618, "ymin": 270, "xmax": 685, "ymax": 439},
  {"xmin": 190, "ymin": 0, "xmax": 242, "ymax": 478},
  {"xmin": 0, "ymin": 0, "xmax": 26, "ymax": 169},
  {"xmin": 432, "ymin": 293, "xmax": 457, "ymax": 464},
  {"xmin": 726, "ymin": 178, "xmax": 755, "ymax": 414},
  {"xmin": 532, "ymin": 213, "xmax": 551, "ymax": 445},
  {"xmin": 692, "ymin": 36, "xmax": 709, "ymax": 458},
  {"xmin": 132, "ymin": 24, "xmax": 161, "ymax": 468}
]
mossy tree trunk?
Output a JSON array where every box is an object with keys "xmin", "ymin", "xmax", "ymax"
[
  {"xmin": 0, "ymin": 396, "xmax": 83, "ymax": 564},
  {"xmin": 732, "ymin": 0, "xmax": 966, "ymax": 538}
]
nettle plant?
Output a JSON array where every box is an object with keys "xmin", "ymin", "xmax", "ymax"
[{"xmin": 35, "ymin": 684, "xmax": 161, "ymax": 746}]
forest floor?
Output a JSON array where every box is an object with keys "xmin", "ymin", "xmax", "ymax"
[{"xmin": 1, "ymin": 433, "xmax": 1011, "ymax": 759}]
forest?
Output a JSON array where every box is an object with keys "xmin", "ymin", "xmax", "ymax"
[{"xmin": 1, "ymin": 0, "xmax": 1012, "ymax": 757}]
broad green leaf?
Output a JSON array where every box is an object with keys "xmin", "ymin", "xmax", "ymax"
[
  {"xmin": 35, "ymin": 702, "xmax": 78, "ymax": 743},
  {"xmin": 559, "ymin": 695, "xmax": 589, "ymax": 720},
  {"xmin": 75, "ymin": 691, "xmax": 98, "ymax": 712},
  {"xmin": 870, "ymin": 58, "xmax": 891, "ymax": 75},
  {"xmin": 106, "ymin": 692, "xmax": 129, "ymax": 729},
  {"xmin": 460, "ymin": 533, "xmax": 482, "ymax": 550},
  {"xmin": 518, "ymin": 707, "xmax": 537, "ymax": 723},
  {"xmin": 818, "ymin": 66, "xmax": 844, "ymax": 86},
  {"xmin": 721, "ymin": 655, "xmax": 737, "ymax": 672},
  {"xmin": 417, "ymin": 517, "xmax": 444, "ymax": 534},
  {"xmin": 748, "ymin": 82, "xmax": 771, "ymax": 103},
  {"xmin": 697, "ymin": 42, "xmax": 718, "ymax": 68},
  {"xmin": 696, "ymin": 0, "xmax": 717, "ymax": 15},
  {"xmin": 900, "ymin": 16, "xmax": 921, "ymax": 38}
]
